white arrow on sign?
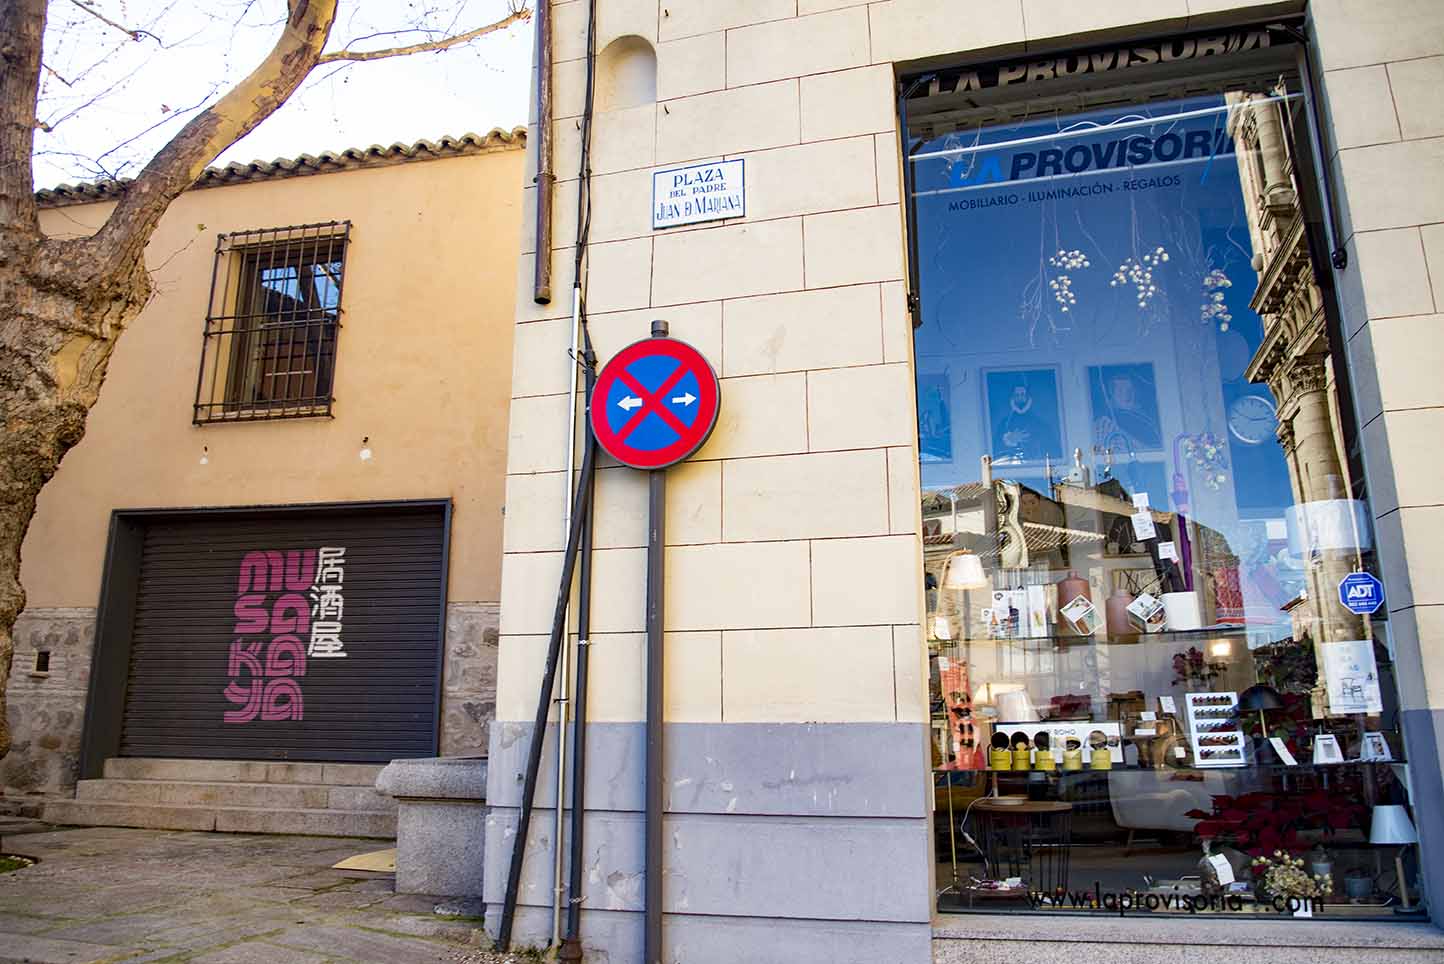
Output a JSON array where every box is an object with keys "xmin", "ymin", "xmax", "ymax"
[
  {"xmin": 618, "ymin": 396, "xmax": 643, "ymax": 411},
  {"xmin": 671, "ymin": 392, "xmax": 697, "ymax": 407}
]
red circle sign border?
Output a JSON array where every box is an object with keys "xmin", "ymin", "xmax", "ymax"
[{"xmin": 590, "ymin": 336, "xmax": 721, "ymax": 470}]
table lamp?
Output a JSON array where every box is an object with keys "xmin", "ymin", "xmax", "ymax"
[
  {"xmin": 942, "ymin": 550, "xmax": 988, "ymax": 590},
  {"xmin": 1369, "ymin": 804, "xmax": 1418, "ymax": 911},
  {"xmin": 994, "ymin": 687, "xmax": 1038, "ymax": 723},
  {"xmin": 1238, "ymin": 684, "xmax": 1283, "ymax": 755}
]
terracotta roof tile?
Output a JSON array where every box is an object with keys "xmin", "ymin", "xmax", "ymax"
[{"xmin": 36, "ymin": 127, "xmax": 526, "ymax": 207}]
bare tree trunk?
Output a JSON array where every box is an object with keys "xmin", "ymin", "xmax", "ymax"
[
  {"xmin": 0, "ymin": 0, "xmax": 530, "ymax": 763},
  {"xmin": 0, "ymin": 0, "xmax": 344, "ymax": 760},
  {"xmin": 0, "ymin": 0, "xmax": 52, "ymax": 762}
]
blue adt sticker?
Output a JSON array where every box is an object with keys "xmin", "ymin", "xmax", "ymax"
[{"xmin": 1338, "ymin": 572, "xmax": 1385, "ymax": 615}]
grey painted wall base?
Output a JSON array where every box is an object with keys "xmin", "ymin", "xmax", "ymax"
[
  {"xmin": 484, "ymin": 720, "xmax": 934, "ymax": 964},
  {"xmin": 1401, "ymin": 707, "xmax": 1444, "ymax": 928},
  {"xmin": 491, "ymin": 904, "xmax": 931, "ymax": 964}
]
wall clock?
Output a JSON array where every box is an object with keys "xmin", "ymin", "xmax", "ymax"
[{"xmin": 1227, "ymin": 394, "xmax": 1277, "ymax": 445}]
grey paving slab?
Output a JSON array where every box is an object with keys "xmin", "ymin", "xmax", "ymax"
[
  {"xmin": 292, "ymin": 888, "xmax": 389, "ymax": 911},
  {"xmin": 375, "ymin": 892, "xmax": 444, "ymax": 914},
  {"xmin": 0, "ymin": 827, "xmax": 480, "ymax": 964},
  {"xmin": 365, "ymin": 914, "xmax": 481, "ymax": 942},
  {"xmin": 0, "ymin": 911, "xmax": 63, "ymax": 935},
  {"xmin": 187, "ymin": 941, "xmax": 333, "ymax": 964},
  {"xmin": 268, "ymin": 923, "xmax": 459, "ymax": 962},
  {"xmin": 215, "ymin": 884, "xmax": 315, "ymax": 904},
  {"xmin": 0, "ymin": 932, "xmax": 147, "ymax": 964}
]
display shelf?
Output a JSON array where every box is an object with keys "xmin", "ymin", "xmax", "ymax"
[
  {"xmin": 932, "ymin": 625, "xmax": 1256, "ymax": 647},
  {"xmin": 935, "ymin": 758, "xmax": 1405, "ymax": 775}
]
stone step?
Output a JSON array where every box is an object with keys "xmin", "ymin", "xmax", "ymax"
[
  {"xmin": 102, "ymin": 758, "xmax": 385, "ymax": 787},
  {"xmin": 43, "ymin": 799, "xmax": 396, "ymax": 838},
  {"xmin": 75, "ymin": 779, "xmax": 396, "ymax": 813}
]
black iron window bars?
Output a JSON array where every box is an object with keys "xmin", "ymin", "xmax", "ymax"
[{"xmin": 194, "ymin": 220, "xmax": 352, "ymax": 424}]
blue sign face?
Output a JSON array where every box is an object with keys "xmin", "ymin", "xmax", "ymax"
[
  {"xmin": 589, "ymin": 337, "xmax": 721, "ymax": 470},
  {"xmin": 1338, "ymin": 572, "xmax": 1385, "ymax": 615}
]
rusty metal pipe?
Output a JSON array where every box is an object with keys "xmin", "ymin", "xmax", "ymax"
[{"xmin": 532, "ymin": 0, "xmax": 555, "ymax": 304}]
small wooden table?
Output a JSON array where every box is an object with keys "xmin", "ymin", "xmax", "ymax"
[{"xmin": 970, "ymin": 798, "xmax": 1074, "ymax": 904}]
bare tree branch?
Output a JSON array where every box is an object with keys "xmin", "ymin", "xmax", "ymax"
[
  {"xmin": 63, "ymin": 0, "xmax": 161, "ymax": 44},
  {"xmin": 85, "ymin": 0, "xmax": 341, "ymax": 277},
  {"xmin": 42, "ymin": 62, "xmax": 74, "ymax": 87},
  {"xmin": 0, "ymin": 0, "xmax": 47, "ymax": 236},
  {"xmin": 317, "ymin": 5, "xmax": 530, "ymax": 64}
]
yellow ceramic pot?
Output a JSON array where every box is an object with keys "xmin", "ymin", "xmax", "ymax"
[
  {"xmin": 1012, "ymin": 746, "xmax": 1032, "ymax": 770},
  {"xmin": 1035, "ymin": 752, "xmax": 1056, "ymax": 771},
  {"xmin": 1062, "ymin": 748, "xmax": 1083, "ymax": 771},
  {"xmin": 1090, "ymin": 747, "xmax": 1113, "ymax": 770},
  {"xmin": 989, "ymin": 748, "xmax": 1012, "ymax": 770}
]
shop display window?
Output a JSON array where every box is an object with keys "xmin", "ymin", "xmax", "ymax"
[{"xmin": 907, "ymin": 32, "xmax": 1420, "ymax": 919}]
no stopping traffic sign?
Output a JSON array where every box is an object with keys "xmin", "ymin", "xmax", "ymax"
[{"xmin": 590, "ymin": 336, "xmax": 720, "ymax": 469}]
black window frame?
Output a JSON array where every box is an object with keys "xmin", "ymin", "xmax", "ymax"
[{"xmin": 194, "ymin": 220, "xmax": 352, "ymax": 424}]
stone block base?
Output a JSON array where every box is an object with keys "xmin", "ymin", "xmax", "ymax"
[{"xmin": 377, "ymin": 756, "xmax": 488, "ymax": 898}]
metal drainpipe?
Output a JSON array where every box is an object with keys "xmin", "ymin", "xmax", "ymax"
[
  {"xmin": 552, "ymin": 282, "xmax": 583, "ymax": 947},
  {"xmin": 558, "ymin": 337, "xmax": 597, "ymax": 964},
  {"xmin": 493, "ymin": 418, "xmax": 598, "ymax": 952},
  {"xmin": 533, "ymin": 0, "xmax": 555, "ymax": 303},
  {"xmin": 557, "ymin": 0, "xmax": 598, "ymax": 950}
]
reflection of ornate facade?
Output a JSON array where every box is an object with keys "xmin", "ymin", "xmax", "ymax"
[{"xmin": 1230, "ymin": 92, "xmax": 1365, "ymax": 710}]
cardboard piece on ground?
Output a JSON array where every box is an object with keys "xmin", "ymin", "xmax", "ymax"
[{"xmin": 332, "ymin": 848, "xmax": 396, "ymax": 873}]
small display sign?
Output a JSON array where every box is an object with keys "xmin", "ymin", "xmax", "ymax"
[
  {"xmin": 652, "ymin": 159, "xmax": 745, "ymax": 229},
  {"xmin": 1338, "ymin": 571, "xmax": 1384, "ymax": 615},
  {"xmin": 590, "ymin": 336, "xmax": 721, "ymax": 470}
]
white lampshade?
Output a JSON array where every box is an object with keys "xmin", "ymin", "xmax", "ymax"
[
  {"xmin": 1370, "ymin": 805, "xmax": 1418, "ymax": 845},
  {"xmin": 974, "ymin": 681, "xmax": 1021, "ymax": 705},
  {"xmin": 942, "ymin": 551, "xmax": 988, "ymax": 590},
  {"xmin": 995, "ymin": 689, "xmax": 1038, "ymax": 723}
]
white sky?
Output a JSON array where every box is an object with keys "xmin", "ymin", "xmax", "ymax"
[{"xmin": 33, "ymin": 0, "xmax": 533, "ymax": 190}]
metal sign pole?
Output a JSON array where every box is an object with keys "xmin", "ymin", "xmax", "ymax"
[
  {"xmin": 585, "ymin": 316, "xmax": 719, "ymax": 964},
  {"xmin": 643, "ymin": 318, "xmax": 668, "ymax": 964},
  {"xmin": 644, "ymin": 465, "xmax": 665, "ymax": 964}
]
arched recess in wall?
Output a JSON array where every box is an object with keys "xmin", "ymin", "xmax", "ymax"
[{"xmin": 595, "ymin": 35, "xmax": 657, "ymax": 112}]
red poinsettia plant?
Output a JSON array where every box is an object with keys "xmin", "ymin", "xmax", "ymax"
[{"xmin": 1186, "ymin": 790, "xmax": 1365, "ymax": 857}]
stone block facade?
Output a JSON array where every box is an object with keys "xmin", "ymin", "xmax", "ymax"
[
  {"xmin": 491, "ymin": 0, "xmax": 1444, "ymax": 958},
  {"xmin": 1, "ymin": 609, "xmax": 95, "ymax": 798},
  {"xmin": 440, "ymin": 602, "xmax": 502, "ymax": 758}
]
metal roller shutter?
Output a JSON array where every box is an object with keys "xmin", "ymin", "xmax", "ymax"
[{"xmin": 117, "ymin": 503, "xmax": 446, "ymax": 762}]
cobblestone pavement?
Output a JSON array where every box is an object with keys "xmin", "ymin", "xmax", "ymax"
[{"xmin": 0, "ymin": 827, "xmax": 527, "ymax": 963}]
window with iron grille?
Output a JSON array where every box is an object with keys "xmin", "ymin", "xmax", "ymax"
[{"xmin": 194, "ymin": 220, "xmax": 351, "ymax": 423}]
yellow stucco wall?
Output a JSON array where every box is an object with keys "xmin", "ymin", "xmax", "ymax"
[{"xmin": 25, "ymin": 145, "xmax": 524, "ymax": 607}]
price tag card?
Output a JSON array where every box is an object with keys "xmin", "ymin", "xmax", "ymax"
[
  {"xmin": 1207, "ymin": 853, "xmax": 1235, "ymax": 885},
  {"xmin": 1159, "ymin": 696, "xmax": 1178, "ymax": 715},
  {"xmin": 1131, "ymin": 511, "xmax": 1157, "ymax": 541},
  {"xmin": 1269, "ymin": 737, "xmax": 1299, "ymax": 766},
  {"xmin": 1140, "ymin": 711, "xmax": 1157, "ymax": 721},
  {"xmin": 1158, "ymin": 541, "xmax": 1179, "ymax": 561}
]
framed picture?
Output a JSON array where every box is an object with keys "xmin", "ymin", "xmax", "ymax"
[
  {"xmin": 917, "ymin": 373, "xmax": 952, "ymax": 463},
  {"xmin": 984, "ymin": 367, "xmax": 1064, "ymax": 464},
  {"xmin": 1089, "ymin": 363, "xmax": 1163, "ymax": 455},
  {"xmin": 1112, "ymin": 565, "xmax": 1164, "ymax": 598}
]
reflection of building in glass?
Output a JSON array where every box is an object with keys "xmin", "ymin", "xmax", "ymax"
[{"xmin": 1229, "ymin": 92, "xmax": 1368, "ymax": 713}]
